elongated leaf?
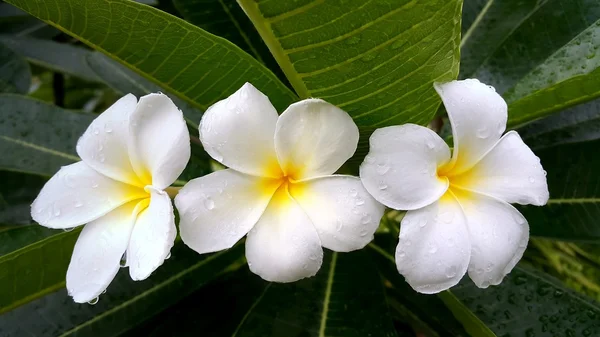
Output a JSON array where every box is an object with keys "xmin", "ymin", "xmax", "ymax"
[
  {"xmin": 172, "ymin": 0, "xmax": 287, "ymax": 83},
  {"xmin": 460, "ymin": 0, "xmax": 600, "ymax": 126},
  {"xmin": 453, "ymin": 266, "xmax": 600, "ymax": 337},
  {"xmin": 0, "ymin": 171, "xmax": 47, "ymax": 226},
  {"xmin": 0, "ymin": 41, "xmax": 31, "ymax": 93},
  {"xmin": 369, "ymin": 237, "xmax": 486, "ymax": 337},
  {"xmin": 237, "ymin": 0, "xmax": 462, "ymax": 127},
  {"xmin": 86, "ymin": 52, "xmax": 203, "ymax": 127},
  {"xmin": 6, "ymin": 0, "xmax": 297, "ymax": 112},
  {"xmin": 519, "ymin": 138, "xmax": 600, "ymax": 241},
  {"xmin": 133, "ymin": 251, "xmax": 398, "ymax": 337},
  {"xmin": 0, "ymin": 226, "xmax": 80, "ymax": 313},
  {"xmin": 0, "ymin": 94, "xmax": 92, "ymax": 177},
  {"xmin": 0, "ymin": 243, "xmax": 245, "ymax": 335},
  {"xmin": 0, "ymin": 35, "xmax": 100, "ymax": 82}
]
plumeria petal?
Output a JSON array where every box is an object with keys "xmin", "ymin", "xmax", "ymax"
[
  {"xmin": 199, "ymin": 83, "xmax": 281, "ymax": 178},
  {"xmin": 454, "ymin": 189, "xmax": 529, "ymax": 288},
  {"xmin": 128, "ymin": 93, "xmax": 190, "ymax": 189},
  {"xmin": 128, "ymin": 189, "xmax": 176, "ymax": 280},
  {"xmin": 76, "ymin": 94, "xmax": 142, "ymax": 186},
  {"xmin": 360, "ymin": 125, "xmax": 450, "ymax": 210},
  {"xmin": 176, "ymin": 169, "xmax": 279, "ymax": 254},
  {"xmin": 289, "ymin": 175, "xmax": 384, "ymax": 252},
  {"xmin": 31, "ymin": 161, "xmax": 147, "ymax": 229},
  {"xmin": 396, "ymin": 193, "xmax": 470, "ymax": 294},
  {"xmin": 451, "ymin": 131, "xmax": 549, "ymax": 206},
  {"xmin": 66, "ymin": 201, "xmax": 139, "ymax": 303},
  {"xmin": 435, "ymin": 79, "xmax": 507, "ymax": 175},
  {"xmin": 274, "ymin": 99, "xmax": 359, "ymax": 180},
  {"xmin": 246, "ymin": 186, "xmax": 323, "ymax": 282}
]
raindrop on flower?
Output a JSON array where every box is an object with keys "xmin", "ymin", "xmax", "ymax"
[
  {"xmin": 63, "ymin": 227, "xmax": 74, "ymax": 232},
  {"xmin": 74, "ymin": 200, "xmax": 83, "ymax": 208},
  {"xmin": 476, "ymin": 126, "xmax": 489, "ymax": 138},
  {"xmin": 349, "ymin": 188, "xmax": 358, "ymax": 197},
  {"xmin": 376, "ymin": 162, "xmax": 390, "ymax": 175},
  {"xmin": 165, "ymin": 252, "xmax": 171, "ymax": 260},
  {"xmin": 204, "ymin": 197, "xmax": 215, "ymax": 210},
  {"xmin": 88, "ymin": 297, "xmax": 99, "ymax": 305},
  {"xmin": 445, "ymin": 265, "xmax": 457, "ymax": 278},
  {"xmin": 528, "ymin": 176, "xmax": 535, "ymax": 183}
]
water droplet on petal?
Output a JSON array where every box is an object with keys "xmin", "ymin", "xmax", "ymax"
[
  {"xmin": 355, "ymin": 197, "xmax": 365, "ymax": 206},
  {"xmin": 88, "ymin": 297, "xmax": 99, "ymax": 305},
  {"xmin": 378, "ymin": 181, "xmax": 388, "ymax": 190},
  {"xmin": 336, "ymin": 219, "xmax": 343, "ymax": 232},
  {"xmin": 428, "ymin": 244, "xmax": 438, "ymax": 254},
  {"xmin": 204, "ymin": 197, "xmax": 215, "ymax": 210},
  {"xmin": 528, "ymin": 176, "xmax": 535, "ymax": 183},
  {"xmin": 476, "ymin": 126, "xmax": 490, "ymax": 138},
  {"xmin": 165, "ymin": 252, "xmax": 171, "ymax": 260},
  {"xmin": 361, "ymin": 214, "xmax": 372, "ymax": 224},
  {"xmin": 74, "ymin": 200, "xmax": 83, "ymax": 208},
  {"xmin": 445, "ymin": 265, "xmax": 457, "ymax": 278},
  {"xmin": 120, "ymin": 254, "xmax": 127, "ymax": 267},
  {"xmin": 376, "ymin": 162, "xmax": 390, "ymax": 175},
  {"xmin": 349, "ymin": 188, "xmax": 358, "ymax": 197},
  {"xmin": 63, "ymin": 227, "xmax": 74, "ymax": 232}
]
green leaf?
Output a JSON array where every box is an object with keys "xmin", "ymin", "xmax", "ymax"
[
  {"xmin": 452, "ymin": 265, "xmax": 600, "ymax": 337},
  {"xmin": 0, "ymin": 94, "xmax": 92, "ymax": 177},
  {"xmin": 369, "ymin": 236, "xmax": 483, "ymax": 337},
  {"xmin": 460, "ymin": 0, "xmax": 600, "ymax": 127},
  {"xmin": 0, "ymin": 242, "xmax": 245, "ymax": 334},
  {"xmin": 133, "ymin": 250, "xmax": 398, "ymax": 337},
  {"xmin": 5, "ymin": 0, "xmax": 297, "ymax": 112},
  {"xmin": 0, "ymin": 35, "xmax": 100, "ymax": 82},
  {"xmin": 0, "ymin": 171, "xmax": 47, "ymax": 226},
  {"xmin": 86, "ymin": 51, "xmax": 203, "ymax": 127},
  {"xmin": 0, "ymin": 41, "xmax": 31, "ymax": 94},
  {"xmin": 0, "ymin": 226, "xmax": 80, "ymax": 313},
  {"xmin": 237, "ymin": 0, "xmax": 462, "ymax": 127},
  {"xmin": 438, "ymin": 291, "xmax": 497, "ymax": 337},
  {"xmin": 172, "ymin": 0, "xmax": 287, "ymax": 84}
]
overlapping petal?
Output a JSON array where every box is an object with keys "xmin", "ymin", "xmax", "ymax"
[
  {"xmin": 451, "ymin": 131, "xmax": 549, "ymax": 206},
  {"xmin": 76, "ymin": 94, "xmax": 141, "ymax": 186},
  {"xmin": 245, "ymin": 186, "xmax": 323, "ymax": 282},
  {"xmin": 396, "ymin": 193, "xmax": 470, "ymax": 294},
  {"xmin": 289, "ymin": 175, "xmax": 384, "ymax": 252},
  {"xmin": 454, "ymin": 189, "xmax": 529, "ymax": 288},
  {"xmin": 128, "ymin": 93, "xmax": 190, "ymax": 189},
  {"xmin": 128, "ymin": 189, "xmax": 177, "ymax": 280},
  {"xmin": 275, "ymin": 99, "xmax": 359, "ymax": 180},
  {"xmin": 199, "ymin": 83, "xmax": 281, "ymax": 178},
  {"xmin": 176, "ymin": 169, "xmax": 279, "ymax": 254},
  {"xmin": 66, "ymin": 201, "xmax": 139, "ymax": 303},
  {"xmin": 360, "ymin": 125, "xmax": 450, "ymax": 210},
  {"xmin": 435, "ymin": 79, "xmax": 507, "ymax": 175},
  {"xmin": 31, "ymin": 161, "xmax": 147, "ymax": 229}
]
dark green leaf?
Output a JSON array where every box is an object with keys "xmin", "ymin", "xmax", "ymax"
[
  {"xmin": 0, "ymin": 94, "xmax": 92, "ymax": 177},
  {"xmin": 0, "ymin": 242, "xmax": 245, "ymax": 334},
  {"xmin": 452, "ymin": 266, "xmax": 600, "ymax": 337},
  {"xmin": 86, "ymin": 52, "xmax": 203, "ymax": 127},
  {"xmin": 460, "ymin": 0, "xmax": 600, "ymax": 126},
  {"xmin": 172, "ymin": 0, "xmax": 287, "ymax": 85},
  {"xmin": 369, "ymin": 236, "xmax": 483, "ymax": 337},
  {"xmin": 134, "ymin": 250, "xmax": 398, "ymax": 337},
  {"xmin": 237, "ymin": 0, "xmax": 462, "ymax": 127},
  {"xmin": 5, "ymin": 0, "xmax": 297, "ymax": 112},
  {"xmin": 0, "ymin": 41, "xmax": 31, "ymax": 94},
  {"xmin": 0, "ymin": 35, "xmax": 100, "ymax": 82},
  {"xmin": 0, "ymin": 226, "xmax": 80, "ymax": 313},
  {"xmin": 0, "ymin": 171, "xmax": 47, "ymax": 226}
]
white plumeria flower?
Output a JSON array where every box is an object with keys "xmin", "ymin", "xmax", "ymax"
[
  {"xmin": 175, "ymin": 83, "xmax": 384, "ymax": 282},
  {"xmin": 31, "ymin": 93, "xmax": 190, "ymax": 303},
  {"xmin": 360, "ymin": 79, "xmax": 549, "ymax": 293}
]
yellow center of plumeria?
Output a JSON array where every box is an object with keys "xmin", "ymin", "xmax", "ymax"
[
  {"xmin": 436, "ymin": 160, "xmax": 477, "ymax": 202},
  {"xmin": 258, "ymin": 157, "xmax": 309, "ymax": 208}
]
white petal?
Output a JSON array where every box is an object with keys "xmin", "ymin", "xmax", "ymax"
[
  {"xmin": 128, "ymin": 189, "xmax": 176, "ymax": 280},
  {"xmin": 435, "ymin": 79, "xmax": 508, "ymax": 175},
  {"xmin": 456, "ymin": 190, "xmax": 529, "ymax": 288},
  {"xmin": 451, "ymin": 131, "xmax": 549, "ymax": 206},
  {"xmin": 31, "ymin": 161, "xmax": 147, "ymax": 229},
  {"xmin": 66, "ymin": 201, "xmax": 139, "ymax": 303},
  {"xmin": 128, "ymin": 93, "xmax": 190, "ymax": 189},
  {"xmin": 396, "ymin": 193, "xmax": 470, "ymax": 294},
  {"xmin": 360, "ymin": 124, "xmax": 450, "ymax": 210},
  {"xmin": 246, "ymin": 186, "xmax": 323, "ymax": 282},
  {"xmin": 77, "ymin": 94, "xmax": 142, "ymax": 186},
  {"xmin": 199, "ymin": 83, "xmax": 281, "ymax": 178},
  {"xmin": 275, "ymin": 99, "xmax": 359, "ymax": 180},
  {"xmin": 289, "ymin": 175, "xmax": 384, "ymax": 252},
  {"xmin": 176, "ymin": 169, "xmax": 278, "ymax": 254}
]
